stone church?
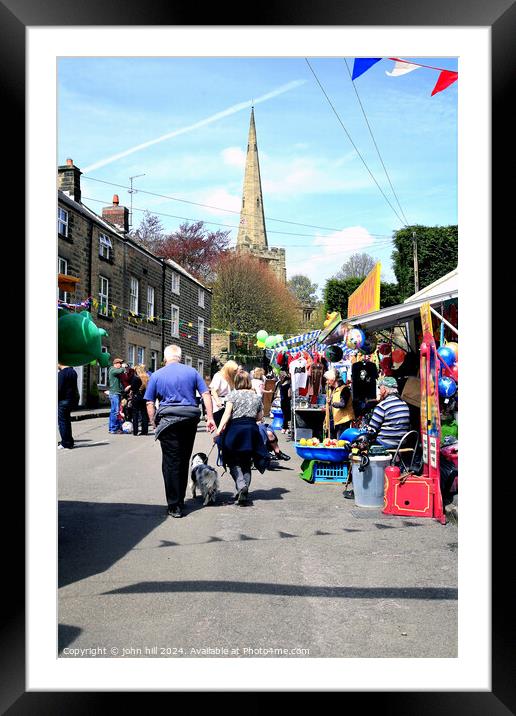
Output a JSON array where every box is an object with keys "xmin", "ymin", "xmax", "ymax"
[{"xmin": 235, "ymin": 108, "xmax": 286, "ymax": 284}]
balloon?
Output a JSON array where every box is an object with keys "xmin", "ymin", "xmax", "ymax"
[
  {"xmin": 445, "ymin": 342, "xmax": 459, "ymax": 361},
  {"xmin": 450, "ymin": 363, "xmax": 458, "ymax": 382},
  {"xmin": 437, "ymin": 345, "xmax": 456, "ymax": 367},
  {"xmin": 391, "ymin": 348, "xmax": 406, "ymax": 364},
  {"xmin": 265, "ymin": 336, "xmax": 277, "ymax": 348},
  {"xmin": 58, "ymin": 310, "xmax": 110, "ymax": 367},
  {"xmin": 438, "ymin": 376, "xmax": 457, "ymax": 398},
  {"xmin": 378, "ymin": 343, "xmax": 392, "ymax": 356},
  {"xmin": 346, "ymin": 328, "xmax": 365, "ymax": 349},
  {"xmin": 256, "ymin": 330, "xmax": 268, "ymax": 341},
  {"xmin": 275, "ymin": 335, "xmax": 284, "ymax": 344},
  {"xmin": 325, "ymin": 345, "xmax": 343, "ymax": 362},
  {"xmin": 256, "ymin": 340, "xmax": 266, "ymax": 348},
  {"xmin": 340, "ymin": 427, "xmax": 367, "ymax": 443}
]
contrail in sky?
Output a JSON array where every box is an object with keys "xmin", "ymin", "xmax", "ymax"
[{"xmin": 82, "ymin": 79, "xmax": 306, "ymax": 173}]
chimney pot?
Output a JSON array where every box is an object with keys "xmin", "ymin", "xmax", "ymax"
[
  {"xmin": 66, "ymin": 158, "xmax": 74, "ymax": 166},
  {"xmin": 113, "ymin": 194, "xmax": 119, "ymax": 205}
]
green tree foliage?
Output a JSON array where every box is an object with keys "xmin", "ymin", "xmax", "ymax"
[
  {"xmin": 287, "ymin": 274, "xmax": 319, "ymax": 305},
  {"xmin": 324, "ymin": 277, "xmax": 401, "ymax": 315},
  {"xmin": 212, "ymin": 253, "xmax": 299, "ymax": 335},
  {"xmin": 392, "ymin": 225, "xmax": 458, "ymax": 300}
]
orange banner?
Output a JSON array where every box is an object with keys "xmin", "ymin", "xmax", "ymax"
[{"xmin": 347, "ymin": 263, "xmax": 381, "ymax": 318}]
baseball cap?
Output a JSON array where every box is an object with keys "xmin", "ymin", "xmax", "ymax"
[{"xmin": 378, "ymin": 376, "xmax": 398, "ymax": 389}]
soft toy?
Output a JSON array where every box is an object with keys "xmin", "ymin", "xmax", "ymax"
[{"xmin": 58, "ymin": 310, "xmax": 111, "ymax": 367}]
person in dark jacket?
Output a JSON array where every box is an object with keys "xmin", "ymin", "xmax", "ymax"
[
  {"xmin": 214, "ymin": 371, "xmax": 271, "ymax": 505},
  {"xmin": 58, "ymin": 363, "xmax": 78, "ymax": 449},
  {"xmin": 130, "ymin": 364, "xmax": 150, "ymax": 436}
]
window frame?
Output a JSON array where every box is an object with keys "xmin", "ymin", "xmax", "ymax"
[
  {"xmin": 198, "ymin": 286, "xmax": 205, "ymax": 308},
  {"xmin": 58, "ymin": 207, "xmax": 69, "ymax": 237},
  {"xmin": 129, "ymin": 275, "xmax": 139, "ymax": 314},
  {"xmin": 128, "ymin": 344, "xmax": 136, "ymax": 367},
  {"xmin": 171, "ymin": 271, "xmax": 180, "ymax": 295},
  {"xmin": 98, "ymin": 346, "xmax": 109, "ymax": 387},
  {"xmin": 137, "ymin": 346, "xmax": 145, "ymax": 365},
  {"xmin": 150, "ymin": 350, "xmax": 158, "ymax": 373},
  {"xmin": 184, "ymin": 355, "xmax": 192, "ymax": 367},
  {"xmin": 197, "ymin": 359, "xmax": 204, "ymax": 377},
  {"xmin": 58, "ymin": 256, "xmax": 69, "ymax": 303},
  {"xmin": 198, "ymin": 316, "xmax": 205, "ymax": 347},
  {"xmin": 99, "ymin": 275, "xmax": 109, "ymax": 316},
  {"xmin": 99, "ymin": 233, "xmax": 113, "ymax": 260},
  {"xmin": 171, "ymin": 304, "xmax": 180, "ymax": 338},
  {"xmin": 147, "ymin": 285, "xmax": 155, "ymax": 318}
]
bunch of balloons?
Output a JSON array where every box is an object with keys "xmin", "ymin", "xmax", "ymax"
[
  {"xmin": 437, "ymin": 341, "xmax": 458, "ymax": 398},
  {"xmin": 255, "ymin": 331, "xmax": 284, "ymax": 349}
]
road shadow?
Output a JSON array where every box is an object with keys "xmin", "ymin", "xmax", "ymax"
[
  {"xmin": 246, "ymin": 487, "xmax": 290, "ymax": 501},
  {"xmin": 103, "ymin": 580, "xmax": 458, "ymax": 600},
  {"xmin": 58, "ymin": 501, "xmax": 166, "ymax": 588},
  {"xmin": 58, "ymin": 624, "xmax": 82, "ymax": 653}
]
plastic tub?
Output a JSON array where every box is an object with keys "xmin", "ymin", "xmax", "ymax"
[
  {"xmin": 351, "ymin": 455, "xmax": 391, "ymax": 508},
  {"xmin": 295, "ymin": 444, "xmax": 350, "ymax": 462}
]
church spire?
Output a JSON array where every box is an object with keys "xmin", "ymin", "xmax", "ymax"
[{"xmin": 236, "ymin": 107, "xmax": 268, "ymax": 249}]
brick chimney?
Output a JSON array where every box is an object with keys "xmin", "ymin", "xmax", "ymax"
[
  {"xmin": 102, "ymin": 194, "xmax": 129, "ymax": 234},
  {"xmin": 57, "ymin": 158, "xmax": 82, "ymax": 202}
]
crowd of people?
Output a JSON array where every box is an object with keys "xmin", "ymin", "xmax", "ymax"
[{"xmin": 58, "ymin": 346, "xmax": 412, "ymax": 516}]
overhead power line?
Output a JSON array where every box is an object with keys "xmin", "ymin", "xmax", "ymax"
[
  {"xmin": 82, "ymin": 175, "xmax": 393, "ymax": 237},
  {"xmin": 83, "ymin": 192, "xmax": 392, "ymax": 246},
  {"xmin": 343, "ymin": 58, "xmax": 411, "ymax": 227},
  {"xmin": 304, "ymin": 58, "xmax": 408, "ymax": 228}
]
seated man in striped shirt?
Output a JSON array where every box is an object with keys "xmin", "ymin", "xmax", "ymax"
[{"xmin": 366, "ymin": 376, "xmax": 410, "ymax": 448}]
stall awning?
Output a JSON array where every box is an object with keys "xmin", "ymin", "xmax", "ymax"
[{"xmin": 347, "ymin": 287, "xmax": 458, "ymax": 331}]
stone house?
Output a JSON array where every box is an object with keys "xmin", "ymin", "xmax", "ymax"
[{"xmin": 57, "ymin": 159, "xmax": 212, "ymax": 406}]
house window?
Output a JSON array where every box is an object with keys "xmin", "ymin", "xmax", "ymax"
[
  {"xmin": 198, "ymin": 317, "xmax": 205, "ymax": 347},
  {"xmin": 147, "ymin": 285, "xmax": 155, "ymax": 318},
  {"xmin": 171, "ymin": 305, "xmax": 179, "ymax": 337},
  {"xmin": 99, "ymin": 275, "xmax": 109, "ymax": 316},
  {"xmin": 198, "ymin": 287, "xmax": 205, "ymax": 308},
  {"xmin": 171, "ymin": 271, "xmax": 180, "ymax": 295},
  {"xmin": 58, "ymin": 207, "xmax": 69, "ymax": 237},
  {"xmin": 128, "ymin": 344, "xmax": 136, "ymax": 367},
  {"xmin": 197, "ymin": 359, "xmax": 204, "ymax": 377},
  {"xmin": 130, "ymin": 276, "xmax": 139, "ymax": 313},
  {"xmin": 58, "ymin": 256, "xmax": 69, "ymax": 302},
  {"xmin": 137, "ymin": 346, "xmax": 145, "ymax": 365},
  {"xmin": 150, "ymin": 350, "xmax": 158, "ymax": 373},
  {"xmin": 99, "ymin": 233, "xmax": 112, "ymax": 260},
  {"xmin": 185, "ymin": 355, "xmax": 192, "ymax": 367},
  {"xmin": 98, "ymin": 347, "xmax": 109, "ymax": 386}
]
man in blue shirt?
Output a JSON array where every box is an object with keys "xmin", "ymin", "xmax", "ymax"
[{"xmin": 145, "ymin": 344, "xmax": 216, "ymax": 518}]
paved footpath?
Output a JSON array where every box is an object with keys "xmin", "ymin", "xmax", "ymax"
[{"xmin": 58, "ymin": 418, "xmax": 458, "ymax": 659}]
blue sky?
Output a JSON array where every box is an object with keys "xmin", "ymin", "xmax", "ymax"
[{"xmin": 58, "ymin": 56, "xmax": 457, "ymax": 293}]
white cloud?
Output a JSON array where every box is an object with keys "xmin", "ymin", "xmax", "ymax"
[
  {"xmin": 198, "ymin": 188, "xmax": 242, "ymax": 217},
  {"xmin": 222, "ymin": 146, "xmax": 246, "ymax": 168},
  {"xmin": 286, "ymin": 226, "xmax": 380, "ymax": 287}
]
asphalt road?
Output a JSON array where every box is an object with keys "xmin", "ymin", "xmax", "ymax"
[{"xmin": 58, "ymin": 417, "xmax": 458, "ymax": 659}]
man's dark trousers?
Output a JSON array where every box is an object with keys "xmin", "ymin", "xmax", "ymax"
[
  {"xmin": 158, "ymin": 417, "xmax": 199, "ymax": 509},
  {"xmin": 58, "ymin": 399, "xmax": 74, "ymax": 448}
]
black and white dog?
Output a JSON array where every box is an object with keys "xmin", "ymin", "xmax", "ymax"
[{"xmin": 190, "ymin": 452, "xmax": 219, "ymax": 506}]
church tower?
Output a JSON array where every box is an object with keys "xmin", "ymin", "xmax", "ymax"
[{"xmin": 236, "ymin": 108, "xmax": 286, "ymax": 283}]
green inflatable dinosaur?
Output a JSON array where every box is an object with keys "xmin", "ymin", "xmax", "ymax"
[{"xmin": 58, "ymin": 310, "xmax": 111, "ymax": 367}]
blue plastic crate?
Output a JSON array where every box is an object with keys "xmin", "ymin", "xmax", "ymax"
[{"xmin": 313, "ymin": 461, "xmax": 349, "ymax": 483}]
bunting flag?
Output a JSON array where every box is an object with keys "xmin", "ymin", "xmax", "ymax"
[
  {"xmin": 352, "ymin": 56, "xmax": 458, "ymax": 96},
  {"xmin": 431, "ymin": 69, "xmax": 458, "ymax": 96},
  {"xmin": 351, "ymin": 58, "xmax": 382, "ymax": 80},
  {"xmin": 385, "ymin": 59, "xmax": 421, "ymax": 77}
]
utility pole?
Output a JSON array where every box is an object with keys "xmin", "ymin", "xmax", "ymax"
[
  {"xmin": 128, "ymin": 173, "xmax": 146, "ymax": 228},
  {"xmin": 412, "ymin": 229, "xmax": 420, "ymax": 293}
]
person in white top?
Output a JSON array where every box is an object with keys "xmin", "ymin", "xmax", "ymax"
[
  {"xmin": 210, "ymin": 360, "xmax": 239, "ymax": 427},
  {"xmin": 251, "ymin": 367, "xmax": 266, "ymax": 396}
]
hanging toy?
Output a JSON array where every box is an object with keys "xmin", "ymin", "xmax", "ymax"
[
  {"xmin": 445, "ymin": 342, "xmax": 459, "ymax": 362},
  {"xmin": 438, "ymin": 376, "xmax": 457, "ymax": 398},
  {"xmin": 437, "ymin": 345, "xmax": 456, "ymax": 368},
  {"xmin": 58, "ymin": 310, "xmax": 111, "ymax": 367},
  {"xmin": 325, "ymin": 345, "xmax": 343, "ymax": 363},
  {"xmin": 346, "ymin": 328, "xmax": 365, "ymax": 349}
]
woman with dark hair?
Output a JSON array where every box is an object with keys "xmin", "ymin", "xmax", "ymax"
[
  {"xmin": 130, "ymin": 364, "xmax": 150, "ymax": 435},
  {"xmin": 214, "ymin": 371, "xmax": 270, "ymax": 505},
  {"xmin": 277, "ymin": 370, "xmax": 292, "ymax": 433}
]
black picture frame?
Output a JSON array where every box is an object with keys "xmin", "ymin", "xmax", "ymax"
[{"xmin": 8, "ymin": 0, "xmax": 509, "ymax": 710}]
